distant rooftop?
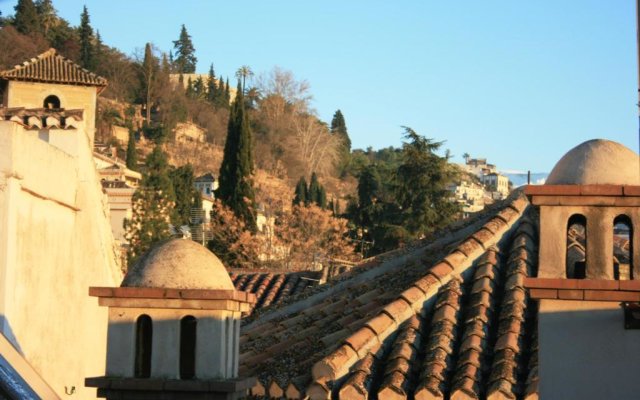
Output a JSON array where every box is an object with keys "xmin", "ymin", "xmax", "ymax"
[{"xmin": 0, "ymin": 48, "xmax": 107, "ymax": 88}]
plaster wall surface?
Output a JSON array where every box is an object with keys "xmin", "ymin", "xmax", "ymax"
[
  {"xmin": 6, "ymin": 81, "xmax": 97, "ymax": 143},
  {"xmin": 0, "ymin": 120, "xmax": 121, "ymax": 399},
  {"xmin": 539, "ymin": 299, "xmax": 640, "ymax": 399},
  {"xmin": 106, "ymin": 307, "xmax": 238, "ymax": 380}
]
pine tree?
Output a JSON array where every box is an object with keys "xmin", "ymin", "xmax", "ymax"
[
  {"xmin": 125, "ymin": 146, "xmax": 176, "ymax": 262},
  {"xmin": 308, "ymin": 172, "xmax": 321, "ymax": 206},
  {"xmin": 14, "ymin": 0, "xmax": 40, "ymax": 35},
  {"xmin": 172, "ymin": 24, "xmax": 197, "ymax": 73},
  {"xmin": 126, "ymin": 130, "xmax": 137, "ymax": 171},
  {"xmin": 216, "ymin": 80, "xmax": 256, "ymax": 232},
  {"xmin": 207, "ymin": 64, "xmax": 217, "ymax": 104},
  {"xmin": 79, "ymin": 5, "xmax": 94, "ymax": 70},
  {"xmin": 293, "ymin": 176, "xmax": 308, "ymax": 206}
]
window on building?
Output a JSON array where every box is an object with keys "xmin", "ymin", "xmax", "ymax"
[
  {"xmin": 180, "ymin": 316, "xmax": 197, "ymax": 379},
  {"xmin": 206, "ymin": 187, "xmax": 210, "ymax": 194},
  {"xmin": 614, "ymin": 215, "xmax": 633, "ymax": 280},
  {"xmin": 134, "ymin": 315, "xmax": 152, "ymax": 378},
  {"xmin": 43, "ymin": 95, "xmax": 60, "ymax": 109},
  {"xmin": 567, "ymin": 214, "xmax": 587, "ymax": 279}
]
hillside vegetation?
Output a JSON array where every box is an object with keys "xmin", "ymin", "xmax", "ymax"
[{"xmin": 1, "ymin": 1, "xmax": 462, "ymax": 268}]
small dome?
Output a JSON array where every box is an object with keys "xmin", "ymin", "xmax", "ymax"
[
  {"xmin": 122, "ymin": 239, "xmax": 234, "ymax": 290},
  {"xmin": 546, "ymin": 139, "xmax": 640, "ymax": 185}
]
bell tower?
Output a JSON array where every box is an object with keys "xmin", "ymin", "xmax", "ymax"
[{"xmin": 524, "ymin": 139, "xmax": 640, "ymax": 399}]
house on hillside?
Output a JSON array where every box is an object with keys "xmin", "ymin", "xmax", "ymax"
[{"xmin": 195, "ymin": 172, "xmax": 217, "ymax": 197}]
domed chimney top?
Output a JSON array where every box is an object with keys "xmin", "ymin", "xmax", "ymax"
[
  {"xmin": 546, "ymin": 139, "xmax": 640, "ymax": 185},
  {"xmin": 121, "ymin": 239, "xmax": 234, "ymax": 290}
]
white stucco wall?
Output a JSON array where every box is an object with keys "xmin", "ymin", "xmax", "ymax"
[
  {"xmin": 0, "ymin": 120, "xmax": 121, "ymax": 399},
  {"xmin": 539, "ymin": 299, "xmax": 640, "ymax": 399}
]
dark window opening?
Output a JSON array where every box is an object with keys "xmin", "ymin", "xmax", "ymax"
[
  {"xmin": 180, "ymin": 316, "xmax": 197, "ymax": 379},
  {"xmin": 43, "ymin": 95, "xmax": 60, "ymax": 109},
  {"xmin": 567, "ymin": 214, "xmax": 587, "ymax": 279},
  {"xmin": 134, "ymin": 315, "xmax": 152, "ymax": 378},
  {"xmin": 614, "ymin": 215, "xmax": 633, "ymax": 280}
]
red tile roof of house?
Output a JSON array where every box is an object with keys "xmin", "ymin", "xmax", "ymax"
[
  {"xmin": 0, "ymin": 48, "xmax": 107, "ymax": 88},
  {"xmin": 239, "ymin": 192, "xmax": 540, "ymax": 399}
]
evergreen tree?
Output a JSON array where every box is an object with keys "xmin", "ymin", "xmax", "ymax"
[
  {"xmin": 318, "ymin": 186, "xmax": 327, "ymax": 209},
  {"xmin": 216, "ymin": 80, "xmax": 256, "ymax": 231},
  {"xmin": 140, "ymin": 43, "xmax": 159, "ymax": 123},
  {"xmin": 35, "ymin": 0, "xmax": 57, "ymax": 37},
  {"xmin": 396, "ymin": 126, "xmax": 458, "ymax": 236},
  {"xmin": 308, "ymin": 172, "xmax": 321, "ymax": 206},
  {"xmin": 169, "ymin": 164, "xmax": 201, "ymax": 227},
  {"xmin": 126, "ymin": 130, "xmax": 137, "ymax": 171},
  {"xmin": 124, "ymin": 146, "xmax": 176, "ymax": 262},
  {"xmin": 293, "ymin": 176, "xmax": 308, "ymax": 206},
  {"xmin": 357, "ymin": 165, "xmax": 381, "ymax": 227},
  {"xmin": 172, "ymin": 24, "xmax": 197, "ymax": 73},
  {"xmin": 192, "ymin": 76, "xmax": 205, "ymax": 99},
  {"xmin": 14, "ymin": 0, "xmax": 40, "ymax": 35},
  {"xmin": 185, "ymin": 77, "xmax": 194, "ymax": 97},
  {"xmin": 224, "ymin": 77, "xmax": 230, "ymax": 105},
  {"xmin": 206, "ymin": 64, "xmax": 217, "ymax": 103},
  {"xmin": 331, "ymin": 109, "xmax": 352, "ymax": 175},
  {"xmin": 79, "ymin": 5, "xmax": 94, "ymax": 70}
]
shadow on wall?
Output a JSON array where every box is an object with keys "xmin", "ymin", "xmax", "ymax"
[{"xmin": 539, "ymin": 306, "xmax": 640, "ymax": 399}]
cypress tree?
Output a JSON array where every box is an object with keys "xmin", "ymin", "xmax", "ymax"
[
  {"xmin": 79, "ymin": 5, "xmax": 94, "ymax": 70},
  {"xmin": 224, "ymin": 78, "xmax": 230, "ymax": 106},
  {"xmin": 125, "ymin": 146, "xmax": 175, "ymax": 263},
  {"xmin": 216, "ymin": 80, "xmax": 256, "ymax": 231},
  {"xmin": 207, "ymin": 64, "xmax": 217, "ymax": 104},
  {"xmin": 172, "ymin": 24, "xmax": 197, "ymax": 73},
  {"xmin": 293, "ymin": 177, "xmax": 308, "ymax": 206},
  {"xmin": 14, "ymin": 0, "xmax": 40, "ymax": 35},
  {"xmin": 331, "ymin": 110, "xmax": 352, "ymax": 175},
  {"xmin": 126, "ymin": 130, "xmax": 137, "ymax": 171},
  {"xmin": 318, "ymin": 186, "xmax": 327, "ymax": 209},
  {"xmin": 186, "ymin": 77, "xmax": 194, "ymax": 97},
  {"xmin": 308, "ymin": 172, "xmax": 321, "ymax": 206},
  {"xmin": 169, "ymin": 164, "xmax": 200, "ymax": 227}
]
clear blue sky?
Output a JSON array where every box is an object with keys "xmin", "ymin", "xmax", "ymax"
[{"xmin": 1, "ymin": 1, "xmax": 637, "ymax": 172}]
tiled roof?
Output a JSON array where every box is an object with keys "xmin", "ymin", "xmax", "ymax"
[
  {"xmin": 0, "ymin": 48, "xmax": 107, "ymax": 87},
  {"xmin": 230, "ymin": 270, "xmax": 323, "ymax": 314},
  {"xmin": 239, "ymin": 192, "xmax": 539, "ymax": 399},
  {"xmin": 0, "ymin": 107, "xmax": 83, "ymax": 130}
]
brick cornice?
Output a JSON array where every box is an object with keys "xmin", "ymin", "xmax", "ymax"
[
  {"xmin": 89, "ymin": 286, "xmax": 256, "ymax": 304},
  {"xmin": 525, "ymin": 277, "xmax": 640, "ymax": 301},
  {"xmin": 524, "ymin": 184, "xmax": 640, "ymax": 197}
]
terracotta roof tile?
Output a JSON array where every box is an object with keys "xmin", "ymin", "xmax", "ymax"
[
  {"xmin": 0, "ymin": 48, "xmax": 107, "ymax": 87},
  {"xmin": 239, "ymin": 193, "xmax": 540, "ymax": 400}
]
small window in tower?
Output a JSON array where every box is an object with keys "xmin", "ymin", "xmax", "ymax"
[
  {"xmin": 567, "ymin": 214, "xmax": 587, "ymax": 279},
  {"xmin": 613, "ymin": 215, "xmax": 633, "ymax": 280},
  {"xmin": 43, "ymin": 95, "xmax": 61, "ymax": 109},
  {"xmin": 134, "ymin": 315, "xmax": 152, "ymax": 378},
  {"xmin": 180, "ymin": 316, "xmax": 197, "ymax": 379}
]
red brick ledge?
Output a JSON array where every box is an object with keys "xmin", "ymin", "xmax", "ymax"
[
  {"xmin": 89, "ymin": 287, "xmax": 256, "ymax": 303},
  {"xmin": 525, "ymin": 277, "xmax": 640, "ymax": 301},
  {"xmin": 524, "ymin": 184, "xmax": 640, "ymax": 197}
]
